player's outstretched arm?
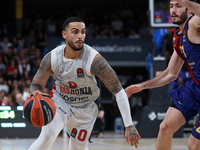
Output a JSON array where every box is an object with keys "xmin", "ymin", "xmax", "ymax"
[
  {"xmin": 125, "ymin": 50, "xmax": 184, "ymax": 98},
  {"xmin": 125, "ymin": 84, "xmax": 143, "ymax": 98},
  {"xmin": 29, "ymin": 52, "xmax": 52, "ymax": 96},
  {"xmin": 91, "ymin": 54, "xmax": 141, "ymax": 148},
  {"xmin": 175, "ymin": 0, "xmax": 200, "ymax": 17}
]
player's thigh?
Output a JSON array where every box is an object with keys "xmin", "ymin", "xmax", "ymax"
[
  {"xmin": 67, "ymin": 103, "xmax": 98, "ymax": 148},
  {"xmin": 188, "ymin": 134, "xmax": 200, "ymax": 150},
  {"xmin": 40, "ymin": 112, "xmax": 65, "ymax": 136},
  {"xmin": 161, "ymin": 107, "xmax": 186, "ymax": 131}
]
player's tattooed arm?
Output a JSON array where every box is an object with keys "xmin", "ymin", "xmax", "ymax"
[
  {"xmin": 29, "ymin": 83, "xmax": 43, "ymax": 93},
  {"xmin": 91, "ymin": 54, "xmax": 122, "ymax": 94},
  {"xmin": 29, "ymin": 52, "xmax": 52, "ymax": 94}
]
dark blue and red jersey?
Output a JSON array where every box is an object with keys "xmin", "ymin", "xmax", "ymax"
[
  {"xmin": 172, "ymin": 16, "xmax": 200, "ymax": 85},
  {"xmin": 180, "ymin": 16, "xmax": 200, "ymax": 85}
]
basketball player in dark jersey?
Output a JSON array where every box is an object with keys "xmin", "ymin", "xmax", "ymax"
[{"xmin": 125, "ymin": 0, "xmax": 200, "ymax": 149}]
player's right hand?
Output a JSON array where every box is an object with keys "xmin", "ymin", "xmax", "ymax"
[
  {"xmin": 125, "ymin": 125, "xmax": 141, "ymax": 148},
  {"xmin": 125, "ymin": 84, "xmax": 143, "ymax": 98},
  {"xmin": 29, "ymin": 90, "xmax": 49, "ymax": 97}
]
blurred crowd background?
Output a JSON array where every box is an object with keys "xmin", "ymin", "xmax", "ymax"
[{"xmin": 0, "ymin": 0, "xmax": 152, "ymax": 106}]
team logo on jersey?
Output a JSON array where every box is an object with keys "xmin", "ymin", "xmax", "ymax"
[
  {"xmin": 194, "ymin": 121, "xmax": 200, "ymax": 134},
  {"xmin": 183, "ymin": 29, "xmax": 186, "ymax": 36},
  {"xmin": 195, "ymin": 121, "xmax": 199, "ymax": 127},
  {"xmin": 71, "ymin": 128, "xmax": 77, "ymax": 138},
  {"xmin": 173, "ymin": 37, "xmax": 176, "ymax": 42},
  {"xmin": 77, "ymin": 68, "xmax": 84, "ymax": 77}
]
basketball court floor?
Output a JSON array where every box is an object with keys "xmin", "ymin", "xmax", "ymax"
[{"xmin": 0, "ymin": 132, "xmax": 189, "ymax": 150}]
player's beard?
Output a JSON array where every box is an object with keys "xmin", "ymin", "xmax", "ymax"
[
  {"xmin": 171, "ymin": 10, "xmax": 188, "ymax": 25},
  {"xmin": 67, "ymin": 39, "xmax": 84, "ymax": 51}
]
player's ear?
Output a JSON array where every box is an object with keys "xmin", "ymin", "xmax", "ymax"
[{"xmin": 62, "ymin": 30, "xmax": 67, "ymax": 39}]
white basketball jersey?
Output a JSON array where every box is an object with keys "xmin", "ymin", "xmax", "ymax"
[{"xmin": 51, "ymin": 43, "xmax": 100, "ymax": 107}]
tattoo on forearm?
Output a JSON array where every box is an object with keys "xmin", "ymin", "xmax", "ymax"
[
  {"xmin": 33, "ymin": 52, "xmax": 51, "ymax": 81},
  {"xmin": 91, "ymin": 55, "xmax": 122, "ymax": 94},
  {"xmin": 40, "ymin": 53, "xmax": 51, "ymax": 70},
  {"xmin": 35, "ymin": 52, "xmax": 51, "ymax": 79},
  {"xmin": 29, "ymin": 52, "xmax": 51, "ymax": 94},
  {"xmin": 29, "ymin": 83, "xmax": 43, "ymax": 93}
]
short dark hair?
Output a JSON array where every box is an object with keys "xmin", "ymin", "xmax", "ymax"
[
  {"xmin": 62, "ymin": 17, "xmax": 84, "ymax": 30},
  {"xmin": 169, "ymin": 0, "xmax": 197, "ymax": 2},
  {"xmin": 189, "ymin": 0, "xmax": 197, "ymax": 2}
]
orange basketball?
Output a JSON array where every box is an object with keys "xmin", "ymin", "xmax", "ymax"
[{"xmin": 23, "ymin": 94, "xmax": 56, "ymax": 127}]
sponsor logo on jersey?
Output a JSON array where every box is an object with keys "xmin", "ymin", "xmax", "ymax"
[
  {"xmin": 60, "ymin": 92, "xmax": 89, "ymax": 102},
  {"xmin": 60, "ymin": 85, "xmax": 92, "ymax": 95},
  {"xmin": 77, "ymin": 68, "xmax": 84, "ymax": 77},
  {"xmin": 71, "ymin": 128, "xmax": 77, "ymax": 138}
]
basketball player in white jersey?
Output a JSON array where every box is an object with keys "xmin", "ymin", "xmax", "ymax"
[{"xmin": 28, "ymin": 17, "xmax": 140, "ymax": 150}]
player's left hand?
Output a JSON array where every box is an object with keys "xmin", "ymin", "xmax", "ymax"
[{"xmin": 125, "ymin": 125, "xmax": 141, "ymax": 148}]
